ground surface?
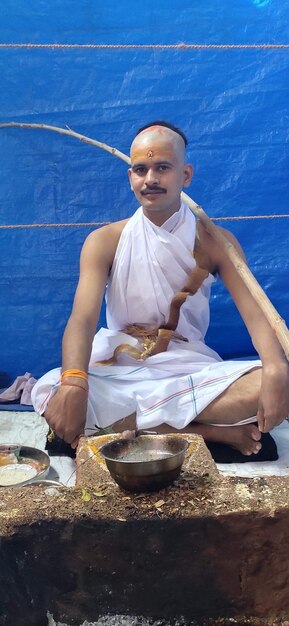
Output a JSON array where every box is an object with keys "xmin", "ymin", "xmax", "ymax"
[
  {"xmin": 2, "ymin": 434, "xmax": 289, "ymax": 626},
  {"xmin": 1, "ymin": 433, "xmax": 289, "ymax": 533}
]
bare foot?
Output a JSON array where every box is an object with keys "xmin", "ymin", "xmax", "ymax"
[
  {"xmin": 210, "ymin": 423, "xmax": 262, "ymax": 456},
  {"xmin": 156, "ymin": 422, "xmax": 262, "ymax": 456}
]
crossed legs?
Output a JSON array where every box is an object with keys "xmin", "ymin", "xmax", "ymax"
[{"xmin": 114, "ymin": 368, "xmax": 263, "ymax": 456}]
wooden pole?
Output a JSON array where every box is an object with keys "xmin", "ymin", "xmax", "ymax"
[
  {"xmin": 182, "ymin": 192, "xmax": 289, "ymax": 359},
  {"xmin": 1, "ymin": 121, "xmax": 289, "ymax": 359},
  {"xmin": 0, "ymin": 122, "xmax": 131, "ymax": 164}
]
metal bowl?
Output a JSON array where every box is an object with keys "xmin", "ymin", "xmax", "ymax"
[
  {"xmin": 0, "ymin": 445, "xmax": 50, "ymax": 487},
  {"xmin": 100, "ymin": 434, "xmax": 188, "ymax": 492}
]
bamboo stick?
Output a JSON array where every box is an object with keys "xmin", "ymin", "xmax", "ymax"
[
  {"xmin": 182, "ymin": 192, "xmax": 289, "ymax": 359},
  {"xmin": 0, "ymin": 122, "xmax": 131, "ymax": 165},
  {"xmin": 1, "ymin": 121, "xmax": 289, "ymax": 359}
]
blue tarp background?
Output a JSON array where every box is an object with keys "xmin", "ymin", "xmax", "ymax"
[{"xmin": 0, "ymin": 0, "xmax": 288, "ymax": 382}]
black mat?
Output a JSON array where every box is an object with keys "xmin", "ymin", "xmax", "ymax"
[
  {"xmin": 46, "ymin": 435, "xmax": 76, "ymax": 458},
  {"xmin": 206, "ymin": 431, "xmax": 278, "ymax": 464}
]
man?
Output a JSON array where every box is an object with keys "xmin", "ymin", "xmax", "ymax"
[{"xmin": 32, "ymin": 121, "xmax": 289, "ymax": 459}]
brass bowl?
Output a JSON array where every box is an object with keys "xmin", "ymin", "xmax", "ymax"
[{"xmin": 100, "ymin": 434, "xmax": 188, "ymax": 492}]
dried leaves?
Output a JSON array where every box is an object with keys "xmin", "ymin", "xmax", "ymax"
[{"xmin": 81, "ymin": 487, "xmax": 107, "ymax": 503}]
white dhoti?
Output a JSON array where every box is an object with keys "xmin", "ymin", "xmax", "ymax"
[{"xmin": 32, "ymin": 203, "xmax": 261, "ymax": 433}]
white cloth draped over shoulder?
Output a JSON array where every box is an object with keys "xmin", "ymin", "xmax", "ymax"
[
  {"xmin": 32, "ymin": 202, "xmax": 260, "ymax": 431},
  {"xmin": 105, "ymin": 203, "xmax": 212, "ymax": 342}
]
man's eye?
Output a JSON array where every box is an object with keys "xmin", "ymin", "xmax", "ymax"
[
  {"xmin": 134, "ymin": 167, "xmax": 146, "ymax": 175},
  {"xmin": 158, "ymin": 165, "xmax": 169, "ymax": 171}
]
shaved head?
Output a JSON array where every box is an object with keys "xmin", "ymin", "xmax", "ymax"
[
  {"xmin": 130, "ymin": 125, "xmax": 186, "ymax": 164},
  {"xmin": 135, "ymin": 120, "xmax": 188, "ymax": 146}
]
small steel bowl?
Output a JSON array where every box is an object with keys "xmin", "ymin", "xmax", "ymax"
[
  {"xmin": 0, "ymin": 445, "xmax": 50, "ymax": 487},
  {"xmin": 100, "ymin": 434, "xmax": 188, "ymax": 492}
]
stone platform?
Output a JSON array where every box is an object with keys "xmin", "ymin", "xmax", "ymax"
[{"xmin": 1, "ymin": 433, "xmax": 289, "ymax": 626}]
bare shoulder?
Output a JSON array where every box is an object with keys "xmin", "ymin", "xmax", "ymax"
[
  {"xmin": 81, "ymin": 218, "xmax": 130, "ymax": 268},
  {"xmin": 195, "ymin": 221, "xmax": 246, "ymax": 274},
  {"xmin": 85, "ymin": 218, "xmax": 129, "ymax": 245}
]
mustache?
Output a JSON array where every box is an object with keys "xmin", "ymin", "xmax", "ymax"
[{"xmin": 141, "ymin": 186, "xmax": 166, "ymax": 195}]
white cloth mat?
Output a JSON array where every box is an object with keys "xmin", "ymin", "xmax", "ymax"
[
  {"xmin": 48, "ymin": 456, "xmax": 76, "ymax": 486},
  {"xmin": 0, "ymin": 410, "xmax": 49, "ymax": 449}
]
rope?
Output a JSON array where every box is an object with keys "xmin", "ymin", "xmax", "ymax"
[
  {"xmin": 213, "ymin": 214, "xmax": 289, "ymax": 221},
  {"xmin": 0, "ymin": 43, "xmax": 289, "ymax": 50},
  {"xmin": 0, "ymin": 222, "xmax": 109, "ymax": 229},
  {"xmin": 1, "ymin": 215, "xmax": 289, "ymax": 229}
]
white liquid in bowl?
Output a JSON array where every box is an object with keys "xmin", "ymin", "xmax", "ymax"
[{"xmin": 0, "ymin": 463, "xmax": 38, "ymax": 486}]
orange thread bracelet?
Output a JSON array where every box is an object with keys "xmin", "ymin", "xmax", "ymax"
[
  {"xmin": 62, "ymin": 382, "xmax": 88, "ymax": 393},
  {"xmin": 61, "ymin": 369, "xmax": 88, "ymax": 382}
]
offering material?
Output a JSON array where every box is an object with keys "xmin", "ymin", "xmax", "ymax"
[{"xmin": 0, "ymin": 463, "xmax": 38, "ymax": 486}]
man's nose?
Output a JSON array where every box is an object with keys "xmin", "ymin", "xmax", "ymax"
[{"xmin": 145, "ymin": 168, "xmax": 159, "ymax": 185}]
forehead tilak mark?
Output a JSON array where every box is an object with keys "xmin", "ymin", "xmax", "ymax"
[{"xmin": 147, "ymin": 150, "xmax": 154, "ymax": 158}]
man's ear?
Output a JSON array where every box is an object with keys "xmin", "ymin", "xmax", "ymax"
[
  {"xmin": 127, "ymin": 168, "xmax": 133, "ymax": 190},
  {"xmin": 183, "ymin": 163, "xmax": 194, "ymax": 188}
]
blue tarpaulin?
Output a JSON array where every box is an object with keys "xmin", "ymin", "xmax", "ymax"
[{"xmin": 0, "ymin": 0, "xmax": 288, "ymax": 381}]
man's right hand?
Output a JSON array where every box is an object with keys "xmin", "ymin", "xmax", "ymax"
[{"xmin": 44, "ymin": 385, "xmax": 88, "ymax": 447}]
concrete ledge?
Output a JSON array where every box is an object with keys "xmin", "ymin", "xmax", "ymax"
[{"xmin": 1, "ymin": 434, "xmax": 289, "ymax": 625}]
